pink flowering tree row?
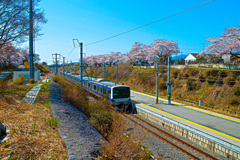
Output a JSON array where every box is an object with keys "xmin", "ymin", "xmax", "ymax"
[
  {"xmin": 201, "ymin": 27, "xmax": 240, "ymax": 59},
  {"xmin": 84, "ymin": 39, "xmax": 180, "ymax": 66},
  {"xmin": 0, "ymin": 44, "xmax": 29, "ymax": 66}
]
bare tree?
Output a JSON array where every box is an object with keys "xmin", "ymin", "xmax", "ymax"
[{"xmin": 0, "ymin": 0, "xmax": 47, "ymax": 49}]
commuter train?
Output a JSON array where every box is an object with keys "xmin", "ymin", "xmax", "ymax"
[{"xmin": 60, "ymin": 72, "xmax": 131, "ymax": 107}]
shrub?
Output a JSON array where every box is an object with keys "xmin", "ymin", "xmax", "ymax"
[
  {"xmin": 229, "ymin": 98, "xmax": 240, "ymax": 106},
  {"xmin": 226, "ymin": 77, "xmax": 235, "ymax": 86},
  {"xmin": 198, "ymin": 75, "xmax": 206, "ymax": 83},
  {"xmin": 215, "ymin": 78, "xmax": 223, "ymax": 86},
  {"xmin": 233, "ymin": 86, "xmax": 240, "ymax": 96},
  {"xmin": 172, "ymin": 71, "xmax": 178, "ymax": 79},
  {"xmin": 186, "ymin": 78, "xmax": 196, "ymax": 90},
  {"xmin": 231, "ymin": 71, "xmax": 240, "ymax": 78},
  {"xmin": 188, "ymin": 68, "xmax": 199, "ymax": 76},
  {"xmin": 159, "ymin": 82, "xmax": 167, "ymax": 90},
  {"xmin": 160, "ymin": 74, "xmax": 168, "ymax": 81},
  {"xmin": 219, "ymin": 71, "xmax": 228, "ymax": 78},
  {"xmin": 13, "ymin": 76, "xmax": 27, "ymax": 85},
  {"xmin": 205, "ymin": 69, "xmax": 218, "ymax": 77},
  {"xmin": 29, "ymin": 78, "xmax": 35, "ymax": 84},
  {"xmin": 184, "ymin": 73, "xmax": 189, "ymax": 78},
  {"xmin": 207, "ymin": 76, "xmax": 216, "ymax": 85}
]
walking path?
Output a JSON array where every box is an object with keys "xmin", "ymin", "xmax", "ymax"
[
  {"xmin": 49, "ymin": 82, "xmax": 103, "ymax": 160},
  {"xmin": 23, "ymin": 84, "xmax": 42, "ymax": 104}
]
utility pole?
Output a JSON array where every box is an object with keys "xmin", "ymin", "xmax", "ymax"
[
  {"xmin": 156, "ymin": 63, "xmax": 159, "ymax": 103},
  {"xmin": 52, "ymin": 53, "xmax": 60, "ymax": 75},
  {"xmin": 167, "ymin": 57, "xmax": 173, "ymax": 105},
  {"xmin": 103, "ymin": 63, "xmax": 105, "ymax": 79},
  {"xmin": 29, "ymin": 0, "xmax": 34, "ymax": 79},
  {"xmin": 73, "ymin": 39, "xmax": 83, "ymax": 88},
  {"xmin": 116, "ymin": 63, "xmax": 118, "ymax": 84},
  {"xmin": 75, "ymin": 65, "xmax": 76, "ymax": 73},
  {"xmin": 91, "ymin": 65, "xmax": 92, "ymax": 81},
  {"xmin": 63, "ymin": 57, "xmax": 65, "ymax": 74}
]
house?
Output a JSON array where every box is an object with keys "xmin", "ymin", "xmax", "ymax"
[
  {"xmin": 221, "ymin": 54, "xmax": 232, "ymax": 63},
  {"xmin": 184, "ymin": 53, "xmax": 199, "ymax": 65},
  {"xmin": 231, "ymin": 56, "xmax": 240, "ymax": 64}
]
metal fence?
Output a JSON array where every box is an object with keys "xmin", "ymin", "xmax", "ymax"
[{"xmin": 136, "ymin": 105, "xmax": 240, "ymax": 160}]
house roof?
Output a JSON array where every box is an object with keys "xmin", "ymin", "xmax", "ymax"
[{"xmin": 190, "ymin": 53, "xmax": 199, "ymax": 58}]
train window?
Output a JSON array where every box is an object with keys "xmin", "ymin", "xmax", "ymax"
[
  {"xmin": 103, "ymin": 88, "xmax": 106, "ymax": 94},
  {"xmin": 97, "ymin": 86, "xmax": 99, "ymax": 91},
  {"xmin": 94, "ymin": 85, "xmax": 96, "ymax": 90},
  {"xmin": 100, "ymin": 87, "xmax": 103, "ymax": 93},
  {"xmin": 113, "ymin": 87, "xmax": 130, "ymax": 99},
  {"xmin": 88, "ymin": 83, "xmax": 90, "ymax": 87}
]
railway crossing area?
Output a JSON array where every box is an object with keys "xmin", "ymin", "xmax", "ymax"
[{"xmin": 131, "ymin": 90, "xmax": 240, "ymax": 159}]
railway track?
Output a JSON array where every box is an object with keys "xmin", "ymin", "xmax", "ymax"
[{"xmin": 121, "ymin": 113, "xmax": 219, "ymax": 160}]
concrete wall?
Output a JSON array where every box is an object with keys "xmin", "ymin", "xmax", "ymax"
[{"xmin": 13, "ymin": 70, "xmax": 40, "ymax": 82}]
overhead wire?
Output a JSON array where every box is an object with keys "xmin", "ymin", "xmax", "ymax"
[{"xmin": 84, "ymin": 0, "xmax": 214, "ymax": 46}]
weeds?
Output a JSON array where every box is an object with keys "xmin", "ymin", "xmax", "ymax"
[{"xmin": 12, "ymin": 76, "xmax": 27, "ymax": 85}]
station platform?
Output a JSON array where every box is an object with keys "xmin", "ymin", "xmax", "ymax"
[{"xmin": 131, "ymin": 90, "xmax": 240, "ymax": 147}]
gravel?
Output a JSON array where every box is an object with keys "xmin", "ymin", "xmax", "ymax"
[{"xmin": 49, "ymin": 82, "xmax": 104, "ymax": 160}]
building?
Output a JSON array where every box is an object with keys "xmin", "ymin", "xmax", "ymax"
[
  {"xmin": 221, "ymin": 54, "xmax": 232, "ymax": 63},
  {"xmin": 184, "ymin": 53, "xmax": 199, "ymax": 65}
]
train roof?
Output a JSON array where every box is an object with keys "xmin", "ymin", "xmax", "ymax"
[{"xmin": 61, "ymin": 72, "xmax": 129, "ymax": 88}]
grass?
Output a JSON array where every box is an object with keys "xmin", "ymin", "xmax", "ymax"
[
  {"xmin": 0, "ymin": 81, "xmax": 68, "ymax": 159},
  {"xmin": 52, "ymin": 75, "xmax": 152, "ymax": 159},
  {"xmin": 79, "ymin": 63, "xmax": 240, "ymax": 118}
]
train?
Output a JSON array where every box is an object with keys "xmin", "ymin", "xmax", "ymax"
[{"xmin": 60, "ymin": 71, "xmax": 131, "ymax": 108}]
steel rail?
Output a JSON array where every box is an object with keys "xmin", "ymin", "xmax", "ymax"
[{"xmin": 121, "ymin": 113, "xmax": 218, "ymax": 160}]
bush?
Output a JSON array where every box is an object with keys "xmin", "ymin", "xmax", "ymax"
[
  {"xmin": 172, "ymin": 71, "xmax": 178, "ymax": 79},
  {"xmin": 205, "ymin": 69, "xmax": 219, "ymax": 77},
  {"xmin": 207, "ymin": 76, "xmax": 216, "ymax": 85},
  {"xmin": 233, "ymin": 86, "xmax": 240, "ymax": 96},
  {"xmin": 226, "ymin": 77, "xmax": 235, "ymax": 86},
  {"xmin": 198, "ymin": 75, "xmax": 206, "ymax": 83},
  {"xmin": 188, "ymin": 68, "xmax": 199, "ymax": 76},
  {"xmin": 215, "ymin": 78, "xmax": 223, "ymax": 86},
  {"xmin": 29, "ymin": 78, "xmax": 35, "ymax": 84},
  {"xmin": 186, "ymin": 78, "xmax": 196, "ymax": 90},
  {"xmin": 229, "ymin": 98, "xmax": 240, "ymax": 106},
  {"xmin": 184, "ymin": 73, "xmax": 189, "ymax": 78},
  {"xmin": 231, "ymin": 71, "xmax": 240, "ymax": 78},
  {"xmin": 219, "ymin": 71, "xmax": 228, "ymax": 78},
  {"xmin": 13, "ymin": 76, "xmax": 27, "ymax": 85},
  {"xmin": 159, "ymin": 82, "xmax": 167, "ymax": 90}
]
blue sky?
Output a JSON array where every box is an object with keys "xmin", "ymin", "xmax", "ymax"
[{"xmin": 31, "ymin": 0, "xmax": 240, "ymax": 64}]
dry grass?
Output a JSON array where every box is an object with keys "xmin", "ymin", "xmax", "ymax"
[
  {"xmin": 0, "ymin": 82, "xmax": 68, "ymax": 159},
  {"xmin": 53, "ymin": 75, "xmax": 151, "ymax": 159},
  {"xmin": 86, "ymin": 64, "xmax": 240, "ymax": 117}
]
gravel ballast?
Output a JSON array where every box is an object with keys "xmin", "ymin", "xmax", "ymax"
[{"xmin": 50, "ymin": 82, "xmax": 103, "ymax": 160}]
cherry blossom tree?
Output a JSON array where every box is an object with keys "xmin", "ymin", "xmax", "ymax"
[
  {"xmin": 201, "ymin": 27, "xmax": 240, "ymax": 58},
  {"xmin": 146, "ymin": 39, "xmax": 179, "ymax": 64}
]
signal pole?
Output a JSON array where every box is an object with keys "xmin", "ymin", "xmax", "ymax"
[
  {"xmin": 29, "ymin": 0, "xmax": 34, "ymax": 79},
  {"xmin": 156, "ymin": 63, "xmax": 159, "ymax": 103}
]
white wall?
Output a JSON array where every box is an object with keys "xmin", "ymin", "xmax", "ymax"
[{"xmin": 13, "ymin": 70, "xmax": 40, "ymax": 82}]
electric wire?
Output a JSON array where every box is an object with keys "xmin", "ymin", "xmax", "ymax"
[
  {"xmin": 65, "ymin": 47, "xmax": 76, "ymax": 58},
  {"xmin": 84, "ymin": 0, "xmax": 214, "ymax": 46}
]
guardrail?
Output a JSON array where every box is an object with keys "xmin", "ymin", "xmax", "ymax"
[{"xmin": 136, "ymin": 105, "xmax": 240, "ymax": 160}]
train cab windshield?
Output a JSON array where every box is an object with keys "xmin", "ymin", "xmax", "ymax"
[{"xmin": 113, "ymin": 87, "xmax": 130, "ymax": 99}]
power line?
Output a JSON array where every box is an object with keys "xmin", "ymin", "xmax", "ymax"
[
  {"xmin": 65, "ymin": 47, "xmax": 76, "ymax": 58},
  {"xmin": 84, "ymin": 0, "xmax": 214, "ymax": 46}
]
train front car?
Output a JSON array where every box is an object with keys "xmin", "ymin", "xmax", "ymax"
[{"xmin": 111, "ymin": 85, "xmax": 131, "ymax": 107}]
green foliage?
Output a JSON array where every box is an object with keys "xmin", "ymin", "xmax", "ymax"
[
  {"xmin": 13, "ymin": 76, "xmax": 27, "ymax": 85},
  {"xmin": 47, "ymin": 118, "xmax": 58, "ymax": 128},
  {"xmin": 226, "ymin": 77, "xmax": 235, "ymax": 86},
  {"xmin": 29, "ymin": 78, "xmax": 35, "ymax": 84},
  {"xmin": 159, "ymin": 82, "xmax": 167, "ymax": 90},
  {"xmin": 35, "ymin": 63, "xmax": 50, "ymax": 73},
  {"xmin": 186, "ymin": 78, "xmax": 196, "ymax": 90},
  {"xmin": 233, "ymin": 86, "xmax": 240, "ymax": 96}
]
